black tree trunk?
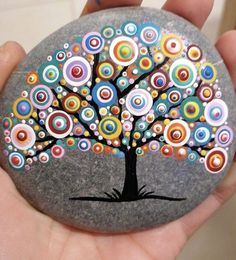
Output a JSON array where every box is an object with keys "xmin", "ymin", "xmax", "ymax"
[{"xmin": 121, "ymin": 149, "xmax": 139, "ymax": 200}]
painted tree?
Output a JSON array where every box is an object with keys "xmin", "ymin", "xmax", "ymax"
[{"xmin": 2, "ymin": 22, "xmax": 233, "ymax": 202}]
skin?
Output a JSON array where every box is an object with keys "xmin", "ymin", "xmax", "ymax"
[{"xmin": 0, "ymin": 0, "xmax": 236, "ymax": 259}]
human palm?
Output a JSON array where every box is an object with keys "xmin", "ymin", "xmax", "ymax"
[{"xmin": 0, "ymin": 0, "xmax": 236, "ymax": 259}]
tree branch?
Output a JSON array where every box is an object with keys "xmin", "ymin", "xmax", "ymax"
[{"xmin": 121, "ymin": 57, "xmax": 170, "ymax": 98}]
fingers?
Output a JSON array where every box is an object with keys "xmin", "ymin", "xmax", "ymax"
[
  {"xmin": 0, "ymin": 41, "xmax": 26, "ymax": 92},
  {"xmin": 215, "ymin": 30, "xmax": 236, "ymax": 86},
  {"xmin": 81, "ymin": 0, "xmax": 142, "ymax": 16},
  {"xmin": 162, "ymin": 0, "xmax": 214, "ymax": 29}
]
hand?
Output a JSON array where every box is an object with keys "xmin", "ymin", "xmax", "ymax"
[{"xmin": 0, "ymin": 0, "xmax": 236, "ymax": 259}]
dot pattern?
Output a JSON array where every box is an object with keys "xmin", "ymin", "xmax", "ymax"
[{"xmin": 2, "ymin": 21, "xmax": 233, "ymax": 174}]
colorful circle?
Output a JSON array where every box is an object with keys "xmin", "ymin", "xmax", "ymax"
[
  {"xmin": 180, "ymin": 97, "xmax": 204, "ymax": 122},
  {"xmin": 39, "ymin": 63, "xmax": 60, "ymax": 85},
  {"xmin": 2, "ymin": 117, "xmax": 12, "ymax": 129},
  {"xmin": 62, "ymin": 93, "xmax": 81, "ymax": 113},
  {"xmin": 169, "ymin": 58, "xmax": 197, "ymax": 88},
  {"xmin": 139, "ymin": 23, "xmax": 160, "ymax": 46},
  {"xmin": 78, "ymin": 139, "xmax": 91, "ymax": 152},
  {"xmin": 97, "ymin": 61, "xmax": 115, "ymax": 80},
  {"xmin": 187, "ymin": 44, "xmax": 202, "ymax": 62},
  {"xmin": 51, "ymin": 145, "xmax": 65, "ymax": 158},
  {"xmin": 98, "ymin": 116, "xmax": 122, "ymax": 139},
  {"xmin": 167, "ymin": 89, "xmax": 183, "ymax": 105},
  {"xmin": 63, "ymin": 57, "xmax": 91, "ymax": 87},
  {"xmin": 12, "ymin": 98, "xmax": 33, "ymax": 120},
  {"xmin": 199, "ymin": 63, "xmax": 217, "ymax": 83},
  {"xmin": 204, "ymin": 99, "xmax": 228, "ymax": 126},
  {"xmin": 11, "ymin": 124, "xmax": 36, "ymax": 150},
  {"xmin": 137, "ymin": 56, "xmax": 154, "ymax": 72},
  {"xmin": 45, "ymin": 111, "xmax": 73, "ymax": 139},
  {"xmin": 92, "ymin": 143, "xmax": 104, "ymax": 154},
  {"xmin": 92, "ymin": 82, "xmax": 117, "ymax": 107},
  {"xmin": 160, "ymin": 34, "xmax": 183, "ymax": 58},
  {"xmin": 79, "ymin": 107, "xmax": 96, "ymax": 123},
  {"xmin": 30, "ymin": 85, "xmax": 54, "ymax": 110},
  {"xmin": 204, "ymin": 148, "xmax": 228, "ymax": 174},
  {"xmin": 109, "ymin": 36, "xmax": 138, "ymax": 66},
  {"xmin": 197, "ymin": 84, "xmax": 214, "ymax": 102},
  {"xmin": 148, "ymin": 140, "xmax": 160, "ymax": 153},
  {"xmin": 154, "ymin": 101, "xmax": 169, "ymax": 116},
  {"xmin": 101, "ymin": 26, "xmax": 116, "ymax": 39},
  {"xmin": 82, "ymin": 32, "xmax": 105, "ymax": 54},
  {"xmin": 126, "ymin": 89, "xmax": 153, "ymax": 116},
  {"xmin": 9, "ymin": 152, "xmax": 25, "ymax": 169},
  {"xmin": 193, "ymin": 124, "xmax": 212, "ymax": 146},
  {"xmin": 215, "ymin": 126, "xmax": 234, "ymax": 147},
  {"xmin": 149, "ymin": 70, "xmax": 169, "ymax": 90},
  {"xmin": 164, "ymin": 119, "xmax": 191, "ymax": 147},
  {"xmin": 122, "ymin": 22, "xmax": 138, "ymax": 36}
]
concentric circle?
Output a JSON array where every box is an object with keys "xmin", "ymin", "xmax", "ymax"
[
  {"xmin": 51, "ymin": 145, "xmax": 65, "ymax": 158},
  {"xmin": 101, "ymin": 26, "xmax": 116, "ymax": 39},
  {"xmin": 199, "ymin": 63, "xmax": 217, "ymax": 83},
  {"xmin": 79, "ymin": 107, "xmax": 96, "ymax": 123},
  {"xmin": 186, "ymin": 45, "xmax": 202, "ymax": 62},
  {"xmin": 78, "ymin": 139, "xmax": 91, "ymax": 152},
  {"xmin": 92, "ymin": 82, "xmax": 117, "ymax": 107},
  {"xmin": 154, "ymin": 101, "xmax": 169, "ymax": 116},
  {"xmin": 30, "ymin": 85, "xmax": 54, "ymax": 110},
  {"xmin": 82, "ymin": 32, "xmax": 105, "ymax": 54},
  {"xmin": 204, "ymin": 148, "xmax": 228, "ymax": 174},
  {"xmin": 148, "ymin": 140, "xmax": 160, "ymax": 153},
  {"xmin": 97, "ymin": 61, "xmax": 115, "ymax": 80},
  {"xmin": 63, "ymin": 57, "xmax": 91, "ymax": 87},
  {"xmin": 193, "ymin": 124, "xmax": 212, "ymax": 146},
  {"xmin": 167, "ymin": 89, "xmax": 183, "ymax": 105},
  {"xmin": 9, "ymin": 152, "xmax": 25, "ymax": 169},
  {"xmin": 98, "ymin": 116, "xmax": 122, "ymax": 140},
  {"xmin": 109, "ymin": 36, "xmax": 138, "ymax": 66},
  {"xmin": 2, "ymin": 117, "xmax": 12, "ymax": 129},
  {"xmin": 169, "ymin": 58, "xmax": 197, "ymax": 88},
  {"xmin": 204, "ymin": 99, "xmax": 228, "ymax": 126},
  {"xmin": 39, "ymin": 63, "xmax": 60, "ymax": 85},
  {"xmin": 12, "ymin": 98, "xmax": 33, "ymax": 120},
  {"xmin": 180, "ymin": 97, "xmax": 204, "ymax": 122},
  {"xmin": 62, "ymin": 93, "xmax": 81, "ymax": 113},
  {"xmin": 10, "ymin": 124, "xmax": 36, "ymax": 150},
  {"xmin": 197, "ymin": 84, "xmax": 214, "ymax": 102},
  {"xmin": 45, "ymin": 111, "xmax": 73, "ymax": 139},
  {"xmin": 126, "ymin": 89, "xmax": 153, "ymax": 116},
  {"xmin": 164, "ymin": 119, "xmax": 191, "ymax": 147},
  {"xmin": 215, "ymin": 126, "xmax": 234, "ymax": 147},
  {"xmin": 137, "ymin": 56, "xmax": 154, "ymax": 72},
  {"xmin": 160, "ymin": 34, "xmax": 183, "ymax": 58},
  {"xmin": 139, "ymin": 23, "xmax": 160, "ymax": 46},
  {"xmin": 122, "ymin": 22, "xmax": 138, "ymax": 36},
  {"xmin": 149, "ymin": 70, "xmax": 169, "ymax": 90}
]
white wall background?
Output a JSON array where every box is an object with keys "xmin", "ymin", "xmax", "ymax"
[{"xmin": 0, "ymin": 1, "xmax": 236, "ymax": 259}]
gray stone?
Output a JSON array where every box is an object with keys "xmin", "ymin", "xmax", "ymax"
[{"xmin": 0, "ymin": 7, "xmax": 235, "ymax": 233}]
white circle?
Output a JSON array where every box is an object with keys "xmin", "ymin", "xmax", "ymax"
[
  {"xmin": 125, "ymin": 89, "xmax": 153, "ymax": 116},
  {"xmin": 11, "ymin": 124, "xmax": 36, "ymax": 150},
  {"xmin": 163, "ymin": 119, "xmax": 191, "ymax": 147},
  {"xmin": 63, "ymin": 57, "xmax": 91, "ymax": 87},
  {"xmin": 109, "ymin": 36, "xmax": 139, "ymax": 66}
]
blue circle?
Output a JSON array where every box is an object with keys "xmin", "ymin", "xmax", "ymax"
[{"xmin": 92, "ymin": 82, "xmax": 117, "ymax": 107}]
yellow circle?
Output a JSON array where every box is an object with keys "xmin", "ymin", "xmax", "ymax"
[
  {"xmin": 160, "ymin": 34, "xmax": 183, "ymax": 58},
  {"xmin": 12, "ymin": 98, "xmax": 33, "ymax": 120},
  {"xmin": 199, "ymin": 63, "xmax": 217, "ymax": 83},
  {"xmin": 98, "ymin": 116, "xmax": 122, "ymax": 140}
]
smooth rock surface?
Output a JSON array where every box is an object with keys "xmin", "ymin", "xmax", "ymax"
[{"xmin": 0, "ymin": 7, "xmax": 235, "ymax": 233}]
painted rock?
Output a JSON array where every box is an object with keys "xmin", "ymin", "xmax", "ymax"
[{"xmin": 0, "ymin": 7, "xmax": 235, "ymax": 233}]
